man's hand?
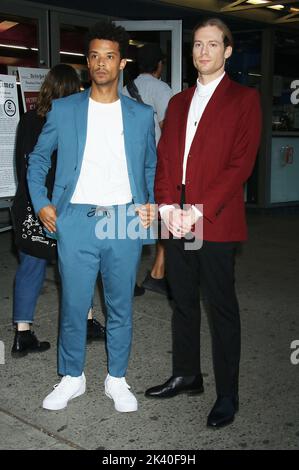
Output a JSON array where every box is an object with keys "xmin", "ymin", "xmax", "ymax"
[
  {"xmin": 161, "ymin": 206, "xmax": 201, "ymax": 238},
  {"xmin": 135, "ymin": 203, "xmax": 156, "ymax": 229},
  {"xmin": 161, "ymin": 207, "xmax": 187, "ymax": 238},
  {"xmin": 178, "ymin": 207, "xmax": 201, "ymax": 237},
  {"xmin": 38, "ymin": 205, "xmax": 57, "ymax": 233}
]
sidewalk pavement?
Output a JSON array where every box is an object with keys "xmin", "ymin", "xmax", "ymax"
[{"xmin": 0, "ymin": 212, "xmax": 298, "ymax": 450}]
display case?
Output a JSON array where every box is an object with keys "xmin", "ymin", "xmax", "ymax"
[{"xmin": 270, "ymin": 31, "xmax": 299, "ymax": 204}]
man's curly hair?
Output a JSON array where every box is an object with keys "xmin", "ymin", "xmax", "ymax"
[{"xmin": 85, "ymin": 20, "xmax": 129, "ymax": 58}]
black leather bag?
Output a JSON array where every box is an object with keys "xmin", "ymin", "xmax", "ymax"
[{"xmin": 11, "ymin": 196, "xmax": 57, "ymax": 261}]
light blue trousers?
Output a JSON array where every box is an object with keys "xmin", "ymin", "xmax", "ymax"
[{"xmin": 56, "ymin": 203, "xmax": 142, "ymax": 378}]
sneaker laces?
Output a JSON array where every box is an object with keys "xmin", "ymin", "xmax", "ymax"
[
  {"xmin": 108, "ymin": 377, "xmax": 131, "ymax": 392},
  {"xmin": 52, "ymin": 375, "xmax": 75, "ymax": 390},
  {"xmin": 122, "ymin": 378, "xmax": 131, "ymax": 390},
  {"xmin": 53, "ymin": 376, "xmax": 67, "ymax": 390}
]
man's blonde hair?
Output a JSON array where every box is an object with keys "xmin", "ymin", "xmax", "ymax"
[{"xmin": 192, "ymin": 18, "xmax": 234, "ymax": 49}]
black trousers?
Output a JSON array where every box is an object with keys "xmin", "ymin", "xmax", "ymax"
[{"xmin": 165, "ymin": 237, "xmax": 240, "ymax": 397}]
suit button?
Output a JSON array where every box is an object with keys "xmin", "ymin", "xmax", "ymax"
[
  {"xmin": 177, "ymin": 184, "xmax": 181, "ymax": 191},
  {"xmin": 216, "ymin": 207, "xmax": 223, "ymax": 216},
  {"xmin": 74, "ymin": 166, "xmax": 77, "ymax": 171}
]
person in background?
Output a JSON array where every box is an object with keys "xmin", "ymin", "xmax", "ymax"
[
  {"xmin": 123, "ymin": 43, "xmax": 172, "ymax": 296},
  {"xmin": 145, "ymin": 18, "xmax": 262, "ymax": 428},
  {"xmin": 11, "ymin": 64, "xmax": 105, "ymax": 358}
]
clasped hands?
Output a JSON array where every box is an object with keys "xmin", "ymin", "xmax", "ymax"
[{"xmin": 161, "ymin": 206, "xmax": 200, "ymax": 238}]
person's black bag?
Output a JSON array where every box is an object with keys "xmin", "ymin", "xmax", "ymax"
[
  {"xmin": 11, "ymin": 153, "xmax": 57, "ymax": 261},
  {"xmin": 126, "ymin": 80, "xmax": 144, "ymax": 104}
]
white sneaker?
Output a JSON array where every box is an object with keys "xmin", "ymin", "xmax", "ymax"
[
  {"xmin": 43, "ymin": 373, "xmax": 86, "ymax": 410},
  {"xmin": 104, "ymin": 374, "xmax": 138, "ymax": 412}
]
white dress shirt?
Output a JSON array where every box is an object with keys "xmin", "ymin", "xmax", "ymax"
[
  {"xmin": 182, "ymin": 72, "xmax": 225, "ymax": 184},
  {"xmin": 160, "ymin": 72, "xmax": 225, "ymax": 219}
]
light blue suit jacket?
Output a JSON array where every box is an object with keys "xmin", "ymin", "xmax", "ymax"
[{"xmin": 27, "ymin": 88, "xmax": 157, "ymax": 223}]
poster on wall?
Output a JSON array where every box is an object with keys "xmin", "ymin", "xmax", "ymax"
[
  {"xmin": 0, "ymin": 74, "xmax": 20, "ymax": 198},
  {"xmin": 18, "ymin": 67, "xmax": 49, "ymax": 112}
]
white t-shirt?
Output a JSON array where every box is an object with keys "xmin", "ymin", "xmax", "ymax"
[{"xmin": 71, "ymin": 98, "xmax": 132, "ymax": 206}]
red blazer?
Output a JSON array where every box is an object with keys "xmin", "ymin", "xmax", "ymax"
[{"xmin": 155, "ymin": 74, "xmax": 262, "ymax": 241}]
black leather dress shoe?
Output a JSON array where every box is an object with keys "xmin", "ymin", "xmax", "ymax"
[
  {"xmin": 134, "ymin": 284, "xmax": 145, "ymax": 296},
  {"xmin": 142, "ymin": 272, "xmax": 168, "ymax": 296},
  {"xmin": 87, "ymin": 318, "xmax": 106, "ymax": 341},
  {"xmin": 145, "ymin": 375, "xmax": 204, "ymax": 399},
  {"xmin": 207, "ymin": 396, "xmax": 239, "ymax": 428},
  {"xmin": 11, "ymin": 330, "xmax": 50, "ymax": 358}
]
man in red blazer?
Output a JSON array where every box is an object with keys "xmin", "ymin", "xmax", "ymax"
[{"xmin": 145, "ymin": 18, "xmax": 262, "ymax": 428}]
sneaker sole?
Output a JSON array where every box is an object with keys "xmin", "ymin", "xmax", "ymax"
[
  {"xmin": 43, "ymin": 383, "xmax": 86, "ymax": 411},
  {"xmin": 105, "ymin": 391, "xmax": 138, "ymax": 413}
]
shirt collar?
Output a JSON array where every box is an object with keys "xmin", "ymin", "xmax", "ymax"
[{"xmin": 196, "ymin": 72, "xmax": 225, "ymax": 97}]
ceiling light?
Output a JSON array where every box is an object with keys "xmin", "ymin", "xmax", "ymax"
[
  {"xmin": 268, "ymin": 4, "xmax": 284, "ymax": 10},
  {"xmin": 0, "ymin": 43, "xmax": 28, "ymax": 50},
  {"xmin": 246, "ymin": 0, "xmax": 269, "ymax": 5},
  {"xmin": 0, "ymin": 21, "xmax": 18, "ymax": 33},
  {"xmin": 129, "ymin": 40, "xmax": 144, "ymax": 48},
  {"xmin": 60, "ymin": 51, "xmax": 85, "ymax": 57}
]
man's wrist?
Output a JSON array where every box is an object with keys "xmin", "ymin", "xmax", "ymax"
[
  {"xmin": 159, "ymin": 204, "xmax": 176, "ymax": 217},
  {"xmin": 191, "ymin": 205, "xmax": 203, "ymax": 221}
]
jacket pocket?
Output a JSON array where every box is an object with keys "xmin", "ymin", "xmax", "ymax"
[{"xmin": 51, "ymin": 183, "xmax": 67, "ymax": 206}]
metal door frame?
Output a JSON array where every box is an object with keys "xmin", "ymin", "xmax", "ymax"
[{"xmin": 115, "ymin": 20, "xmax": 182, "ymax": 94}]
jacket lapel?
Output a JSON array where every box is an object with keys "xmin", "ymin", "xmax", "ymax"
[
  {"xmin": 119, "ymin": 94, "xmax": 135, "ymax": 179},
  {"xmin": 190, "ymin": 74, "xmax": 231, "ymax": 151},
  {"xmin": 75, "ymin": 88, "xmax": 91, "ymax": 166},
  {"xmin": 179, "ymin": 86, "xmax": 196, "ymax": 164}
]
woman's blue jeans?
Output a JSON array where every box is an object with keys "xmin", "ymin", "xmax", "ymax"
[
  {"xmin": 13, "ymin": 251, "xmax": 47, "ymax": 323},
  {"xmin": 13, "ymin": 251, "xmax": 94, "ymax": 324}
]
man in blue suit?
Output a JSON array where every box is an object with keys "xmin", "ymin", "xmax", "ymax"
[{"xmin": 27, "ymin": 21, "xmax": 156, "ymax": 413}]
